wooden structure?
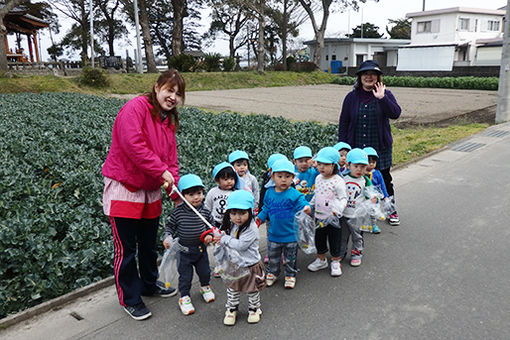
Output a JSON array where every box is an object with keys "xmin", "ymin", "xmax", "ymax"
[{"xmin": 4, "ymin": 6, "xmax": 49, "ymax": 63}]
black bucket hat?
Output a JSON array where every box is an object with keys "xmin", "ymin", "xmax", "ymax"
[{"xmin": 356, "ymin": 60, "xmax": 382, "ymax": 75}]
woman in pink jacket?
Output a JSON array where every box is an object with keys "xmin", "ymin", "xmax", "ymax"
[{"xmin": 102, "ymin": 70, "xmax": 183, "ymax": 320}]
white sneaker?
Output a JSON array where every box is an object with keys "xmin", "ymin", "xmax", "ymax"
[
  {"xmin": 200, "ymin": 285, "xmax": 215, "ymax": 303},
  {"xmin": 179, "ymin": 296, "xmax": 195, "ymax": 315},
  {"xmin": 307, "ymin": 258, "xmax": 328, "ymax": 272},
  {"xmin": 223, "ymin": 309, "xmax": 237, "ymax": 326},
  {"xmin": 330, "ymin": 260, "xmax": 342, "ymax": 277},
  {"xmin": 266, "ymin": 273, "xmax": 277, "ymax": 287},
  {"xmin": 284, "ymin": 276, "xmax": 296, "ymax": 289}
]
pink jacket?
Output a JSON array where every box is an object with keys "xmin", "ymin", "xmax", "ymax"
[{"xmin": 102, "ymin": 96, "xmax": 180, "ymax": 192}]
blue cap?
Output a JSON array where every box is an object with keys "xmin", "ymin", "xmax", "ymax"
[
  {"xmin": 333, "ymin": 142, "xmax": 352, "ymax": 152},
  {"xmin": 212, "ymin": 162, "xmax": 243, "ymax": 189},
  {"xmin": 267, "ymin": 153, "xmax": 288, "ymax": 168},
  {"xmin": 356, "ymin": 60, "xmax": 382, "ymax": 75},
  {"xmin": 271, "ymin": 159, "xmax": 295, "ymax": 174},
  {"xmin": 315, "ymin": 146, "xmax": 340, "ymax": 164},
  {"xmin": 346, "ymin": 148, "xmax": 369, "ymax": 165},
  {"xmin": 228, "ymin": 150, "xmax": 249, "ymax": 164},
  {"xmin": 227, "ymin": 190, "xmax": 255, "ymax": 210},
  {"xmin": 177, "ymin": 174, "xmax": 204, "ymax": 192},
  {"xmin": 293, "ymin": 146, "xmax": 312, "ymax": 160},
  {"xmin": 363, "ymin": 147, "xmax": 378, "ymax": 158}
]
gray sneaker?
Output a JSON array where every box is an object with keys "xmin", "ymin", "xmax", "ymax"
[{"xmin": 307, "ymin": 258, "xmax": 328, "ymax": 272}]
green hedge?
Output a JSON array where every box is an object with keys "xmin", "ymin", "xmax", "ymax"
[
  {"xmin": 332, "ymin": 76, "xmax": 499, "ymax": 91},
  {"xmin": 0, "ymin": 93, "xmax": 337, "ymax": 318}
]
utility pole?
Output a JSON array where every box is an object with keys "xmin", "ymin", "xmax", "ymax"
[
  {"xmin": 89, "ymin": 0, "xmax": 94, "ymax": 67},
  {"xmin": 496, "ymin": 0, "xmax": 510, "ymax": 123},
  {"xmin": 134, "ymin": 0, "xmax": 143, "ymax": 73},
  {"xmin": 422, "ymin": 0, "xmax": 425, "ymax": 11}
]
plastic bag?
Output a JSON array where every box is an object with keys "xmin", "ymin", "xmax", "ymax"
[
  {"xmin": 294, "ymin": 211, "xmax": 317, "ymax": 254},
  {"xmin": 381, "ymin": 197, "xmax": 397, "ymax": 219},
  {"xmin": 158, "ymin": 236, "xmax": 183, "ymax": 289},
  {"xmin": 213, "ymin": 242, "xmax": 250, "ymax": 285},
  {"xmin": 316, "ymin": 215, "xmax": 341, "ymax": 229}
]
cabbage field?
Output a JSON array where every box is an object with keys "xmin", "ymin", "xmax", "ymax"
[{"xmin": 0, "ymin": 93, "xmax": 337, "ymax": 318}]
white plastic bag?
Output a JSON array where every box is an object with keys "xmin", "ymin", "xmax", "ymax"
[
  {"xmin": 294, "ymin": 211, "xmax": 317, "ymax": 254},
  {"xmin": 158, "ymin": 236, "xmax": 183, "ymax": 289},
  {"xmin": 213, "ymin": 242, "xmax": 250, "ymax": 285}
]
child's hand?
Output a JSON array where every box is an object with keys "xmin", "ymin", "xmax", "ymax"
[
  {"xmin": 213, "ymin": 235, "xmax": 222, "ymax": 244},
  {"xmin": 203, "ymin": 234, "xmax": 213, "ymax": 245},
  {"xmin": 303, "ymin": 205, "xmax": 312, "ymax": 215},
  {"xmin": 163, "ymin": 238, "xmax": 171, "ymax": 249},
  {"xmin": 370, "ymin": 196, "xmax": 378, "ymax": 204}
]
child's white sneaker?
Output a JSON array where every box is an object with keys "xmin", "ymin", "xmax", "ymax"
[
  {"xmin": 223, "ymin": 309, "xmax": 237, "ymax": 326},
  {"xmin": 350, "ymin": 258, "xmax": 362, "ymax": 267},
  {"xmin": 179, "ymin": 296, "xmax": 195, "ymax": 315},
  {"xmin": 330, "ymin": 260, "xmax": 342, "ymax": 277},
  {"xmin": 200, "ymin": 285, "xmax": 215, "ymax": 303},
  {"xmin": 307, "ymin": 258, "xmax": 328, "ymax": 272},
  {"xmin": 247, "ymin": 309, "xmax": 262, "ymax": 324},
  {"xmin": 284, "ymin": 276, "xmax": 296, "ymax": 289},
  {"xmin": 266, "ymin": 273, "xmax": 277, "ymax": 287}
]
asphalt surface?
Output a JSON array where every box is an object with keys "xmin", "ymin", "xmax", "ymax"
[{"xmin": 2, "ymin": 122, "xmax": 510, "ymax": 340}]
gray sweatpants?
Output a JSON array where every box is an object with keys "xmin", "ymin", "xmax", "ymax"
[{"xmin": 339, "ymin": 217, "xmax": 364, "ymax": 260}]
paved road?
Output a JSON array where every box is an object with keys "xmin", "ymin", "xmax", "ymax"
[
  {"xmin": 3, "ymin": 122, "xmax": 510, "ymax": 340},
  {"xmin": 184, "ymin": 84, "xmax": 497, "ymax": 124}
]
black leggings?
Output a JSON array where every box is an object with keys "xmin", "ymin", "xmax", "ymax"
[{"xmin": 379, "ymin": 168, "xmax": 394, "ymax": 197}]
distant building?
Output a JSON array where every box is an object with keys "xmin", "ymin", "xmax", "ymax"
[
  {"xmin": 398, "ymin": 7, "xmax": 505, "ymax": 71},
  {"xmin": 304, "ymin": 38, "xmax": 410, "ymax": 73}
]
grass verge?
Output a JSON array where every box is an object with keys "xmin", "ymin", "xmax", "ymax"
[{"xmin": 0, "ymin": 71, "xmax": 337, "ymax": 95}]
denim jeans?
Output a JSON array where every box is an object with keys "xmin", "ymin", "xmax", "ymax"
[{"xmin": 266, "ymin": 241, "xmax": 298, "ymax": 277}]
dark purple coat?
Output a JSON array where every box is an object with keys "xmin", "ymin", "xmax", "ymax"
[{"xmin": 338, "ymin": 89, "xmax": 401, "ymax": 150}]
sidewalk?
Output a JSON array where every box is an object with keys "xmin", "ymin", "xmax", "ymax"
[{"xmin": 2, "ymin": 122, "xmax": 510, "ymax": 339}]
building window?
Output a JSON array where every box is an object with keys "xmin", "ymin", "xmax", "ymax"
[
  {"xmin": 488, "ymin": 20, "xmax": 500, "ymax": 31},
  {"xmin": 332, "ymin": 55, "xmax": 337, "ymax": 60},
  {"xmin": 325, "ymin": 55, "xmax": 329, "ymax": 61},
  {"xmin": 459, "ymin": 18, "xmax": 470, "ymax": 31},
  {"xmin": 417, "ymin": 21, "xmax": 432, "ymax": 33}
]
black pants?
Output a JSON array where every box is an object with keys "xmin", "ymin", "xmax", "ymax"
[
  {"xmin": 379, "ymin": 168, "xmax": 394, "ymax": 197},
  {"xmin": 178, "ymin": 244, "xmax": 211, "ymax": 297},
  {"xmin": 315, "ymin": 224, "xmax": 343, "ymax": 258},
  {"xmin": 110, "ymin": 216, "xmax": 159, "ymax": 307}
]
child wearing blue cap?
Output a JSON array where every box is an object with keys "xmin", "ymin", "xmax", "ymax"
[
  {"xmin": 363, "ymin": 147, "xmax": 389, "ymax": 234},
  {"xmin": 205, "ymin": 162, "xmax": 241, "ymax": 227},
  {"xmin": 307, "ymin": 147, "xmax": 347, "ymax": 277},
  {"xmin": 214, "ymin": 190, "xmax": 266, "ymax": 326},
  {"xmin": 333, "ymin": 142, "xmax": 352, "ymax": 175},
  {"xmin": 162, "ymin": 174, "xmax": 215, "ymax": 315},
  {"xmin": 293, "ymin": 146, "xmax": 319, "ymax": 202},
  {"xmin": 341, "ymin": 148, "xmax": 377, "ymax": 267},
  {"xmin": 228, "ymin": 150, "xmax": 260, "ymax": 210},
  {"xmin": 256, "ymin": 159, "xmax": 311, "ymax": 289}
]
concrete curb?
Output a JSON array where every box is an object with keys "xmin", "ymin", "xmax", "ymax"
[{"xmin": 0, "ymin": 276, "xmax": 115, "ymax": 329}]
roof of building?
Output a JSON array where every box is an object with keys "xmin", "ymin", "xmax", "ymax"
[
  {"xmin": 303, "ymin": 38, "xmax": 410, "ymax": 45},
  {"xmin": 476, "ymin": 38, "xmax": 503, "ymax": 47},
  {"xmin": 406, "ymin": 7, "xmax": 505, "ymax": 18}
]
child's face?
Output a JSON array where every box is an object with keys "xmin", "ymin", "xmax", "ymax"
[
  {"xmin": 317, "ymin": 162, "xmax": 335, "ymax": 177},
  {"xmin": 233, "ymin": 159, "xmax": 249, "ymax": 177},
  {"xmin": 230, "ymin": 209, "xmax": 250, "ymax": 226},
  {"xmin": 367, "ymin": 158, "xmax": 377, "ymax": 172},
  {"xmin": 271, "ymin": 171, "xmax": 294, "ymax": 192},
  {"xmin": 348, "ymin": 163, "xmax": 367, "ymax": 178},
  {"xmin": 338, "ymin": 149, "xmax": 348, "ymax": 167},
  {"xmin": 294, "ymin": 157, "xmax": 311, "ymax": 173},
  {"xmin": 217, "ymin": 177, "xmax": 235, "ymax": 190},
  {"xmin": 183, "ymin": 189, "xmax": 204, "ymax": 207}
]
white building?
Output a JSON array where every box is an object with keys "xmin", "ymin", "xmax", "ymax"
[
  {"xmin": 398, "ymin": 7, "xmax": 505, "ymax": 71},
  {"xmin": 304, "ymin": 38, "xmax": 410, "ymax": 73}
]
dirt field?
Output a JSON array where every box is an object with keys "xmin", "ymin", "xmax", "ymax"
[{"xmin": 184, "ymin": 84, "xmax": 497, "ymax": 126}]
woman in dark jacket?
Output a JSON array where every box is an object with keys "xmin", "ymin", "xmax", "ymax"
[{"xmin": 338, "ymin": 60, "xmax": 401, "ymax": 225}]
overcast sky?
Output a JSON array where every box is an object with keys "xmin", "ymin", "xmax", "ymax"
[{"xmin": 11, "ymin": 0, "xmax": 507, "ymax": 62}]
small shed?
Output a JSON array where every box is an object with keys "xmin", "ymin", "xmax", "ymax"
[{"xmin": 3, "ymin": 5, "xmax": 49, "ymax": 63}]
